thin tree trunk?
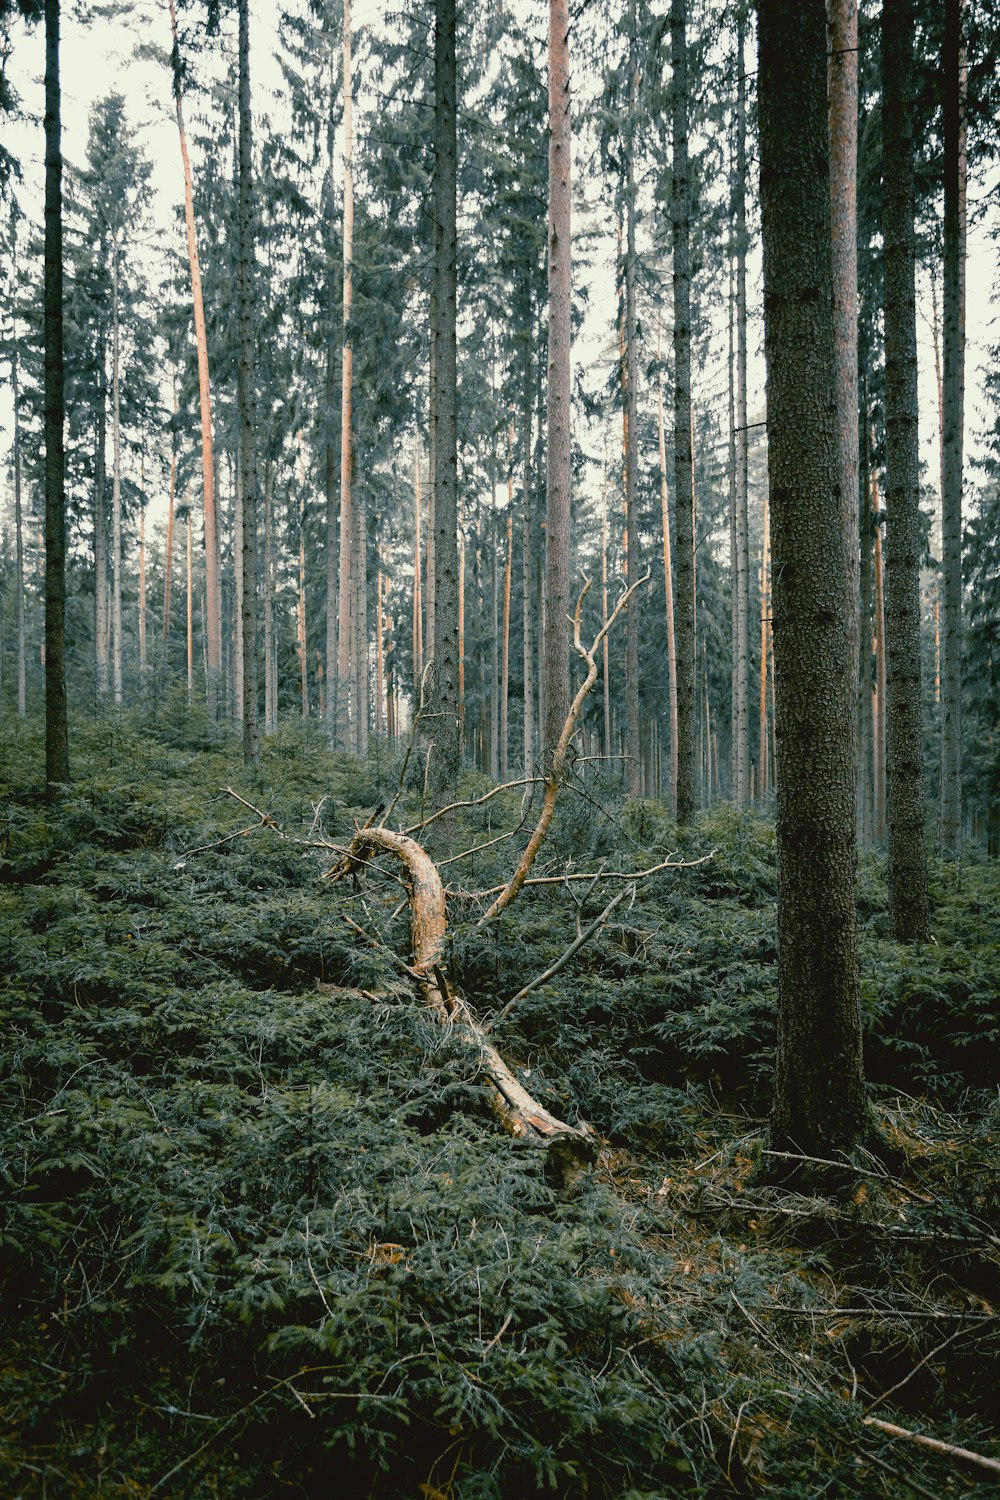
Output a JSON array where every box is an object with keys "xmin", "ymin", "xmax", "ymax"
[
  {"xmin": 671, "ymin": 0, "xmax": 696, "ymax": 824},
  {"xmin": 94, "ymin": 327, "xmax": 109, "ymax": 697},
  {"xmin": 111, "ymin": 254, "xmax": 123, "ymax": 706},
  {"xmin": 500, "ymin": 420, "xmax": 514, "ymax": 781},
  {"xmin": 43, "ymin": 0, "xmax": 69, "ymax": 791},
  {"xmin": 299, "ymin": 487, "xmax": 309, "ymax": 720},
  {"xmin": 939, "ymin": 0, "xmax": 966, "ymax": 852},
  {"xmin": 138, "ymin": 455, "xmax": 147, "ymax": 681},
  {"xmin": 431, "ymin": 0, "xmax": 460, "ymax": 789},
  {"xmin": 872, "ymin": 442, "xmax": 887, "ymax": 842},
  {"xmin": 163, "ymin": 382, "xmax": 177, "ymax": 644},
  {"xmin": 882, "ymin": 0, "xmax": 930, "ymax": 940},
  {"xmin": 354, "ymin": 478, "xmax": 369, "ymax": 756},
  {"xmin": 732, "ymin": 13, "xmax": 750, "ymax": 806},
  {"xmin": 12, "ymin": 319, "xmax": 27, "ymax": 717},
  {"xmin": 324, "ymin": 50, "xmax": 339, "ymax": 745},
  {"xmin": 759, "ymin": 0, "xmax": 864, "ymax": 1161},
  {"xmin": 521, "ymin": 364, "xmax": 534, "ymax": 770},
  {"xmin": 233, "ymin": 446, "xmax": 244, "ymax": 721},
  {"xmin": 857, "ymin": 383, "xmax": 874, "ymax": 846},
  {"xmin": 186, "ymin": 502, "xmax": 193, "ymax": 704},
  {"xmin": 375, "ymin": 566, "xmax": 385, "ymax": 736},
  {"xmin": 759, "ymin": 490, "xmax": 770, "ymax": 801},
  {"xmin": 413, "ymin": 440, "xmax": 423, "ymax": 696},
  {"xmin": 656, "ymin": 325, "xmax": 678, "ymax": 810},
  {"xmin": 458, "ymin": 499, "xmax": 466, "ymax": 752},
  {"xmin": 542, "ymin": 0, "xmax": 573, "ymax": 771},
  {"xmin": 623, "ymin": 7, "xmax": 641, "ymax": 799},
  {"xmin": 237, "ymin": 0, "xmax": 260, "ymax": 766},
  {"xmin": 169, "ymin": 0, "xmax": 221, "ymax": 721},
  {"xmin": 264, "ymin": 460, "xmax": 276, "ymax": 735},
  {"xmin": 337, "ymin": 0, "xmax": 356, "ymax": 749},
  {"xmin": 600, "ymin": 457, "xmax": 612, "ymax": 761}
]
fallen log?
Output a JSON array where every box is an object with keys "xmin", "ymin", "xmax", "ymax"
[{"xmin": 324, "ymin": 825, "xmax": 596, "ymax": 1181}]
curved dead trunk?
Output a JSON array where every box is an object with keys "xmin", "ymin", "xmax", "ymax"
[{"xmin": 326, "ymin": 825, "xmax": 594, "ymax": 1175}]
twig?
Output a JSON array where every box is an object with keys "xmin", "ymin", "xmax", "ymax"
[
  {"xmin": 476, "ymin": 572, "xmax": 650, "ymax": 927},
  {"xmin": 485, "ymin": 884, "xmax": 634, "ymax": 1032},
  {"xmin": 461, "ymin": 850, "xmax": 714, "ymax": 899},
  {"xmin": 862, "ymin": 1417, "xmax": 1000, "ymax": 1477},
  {"xmin": 403, "ymin": 778, "xmax": 541, "ymax": 836},
  {"xmin": 862, "ymin": 1450, "xmax": 945, "ymax": 1500},
  {"xmin": 761, "ymin": 1148, "xmax": 935, "ymax": 1202},
  {"xmin": 436, "ymin": 830, "xmax": 516, "ymax": 868},
  {"xmin": 866, "ymin": 1323, "xmax": 987, "ymax": 1414},
  {"xmin": 480, "ymin": 1312, "xmax": 513, "ymax": 1359}
]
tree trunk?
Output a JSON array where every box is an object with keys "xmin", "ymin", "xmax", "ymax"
[
  {"xmin": 169, "ymin": 0, "xmax": 221, "ymax": 721},
  {"xmin": 543, "ymin": 0, "xmax": 573, "ymax": 773},
  {"xmin": 623, "ymin": 10, "xmax": 641, "ymax": 799},
  {"xmin": 298, "ymin": 486, "xmax": 309, "ymax": 721},
  {"xmin": 43, "ymin": 0, "xmax": 69, "ymax": 793},
  {"xmin": 94, "ymin": 325, "xmax": 109, "ymax": 697},
  {"xmin": 759, "ymin": 0, "xmax": 865, "ymax": 1161},
  {"xmin": 431, "ymin": 0, "xmax": 461, "ymax": 789},
  {"xmin": 337, "ymin": 0, "xmax": 356, "ymax": 750},
  {"xmin": 872, "ymin": 451, "xmax": 887, "ymax": 842},
  {"xmin": 353, "ymin": 476, "xmax": 369, "ymax": 756},
  {"xmin": 656, "ymin": 325, "xmax": 678, "ymax": 811},
  {"xmin": 939, "ymin": 0, "xmax": 966, "ymax": 853},
  {"xmin": 671, "ymin": 0, "xmax": 696, "ymax": 824},
  {"xmin": 758, "ymin": 491, "xmax": 770, "ymax": 800},
  {"xmin": 857, "ymin": 384, "xmax": 874, "ymax": 846},
  {"xmin": 186, "ymin": 502, "xmax": 194, "ymax": 704},
  {"xmin": 500, "ymin": 421, "xmax": 514, "ymax": 782},
  {"xmin": 12, "ymin": 316, "xmax": 27, "ymax": 717},
  {"xmin": 237, "ymin": 0, "xmax": 260, "ymax": 766},
  {"xmin": 111, "ymin": 254, "xmax": 123, "ymax": 706},
  {"xmin": 732, "ymin": 14, "xmax": 751, "ymax": 807},
  {"xmin": 264, "ymin": 460, "xmax": 276, "ymax": 735},
  {"xmin": 138, "ymin": 456, "xmax": 147, "ymax": 683},
  {"xmin": 521, "ymin": 363, "xmax": 535, "ymax": 771},
  {"xmin": 163, "ymin": 382, "xmax": 177, "ymax": 646},
  {"xmin": 413, "ymin": 440, "xmax": 423, "ymax": 699},
  {"xmin": 882, "ymin": 0, "xmax": 930, "ymax": 941},
  {"xmin": 324, "ymin": 52, "xmax": 339, "ymax": 746},
  {"xmin": 600, "ymin": 457, "xmax": 612, "ymax": 761},
  {"xmin": 375, "ymin": 567, "xmax": 385, "ymax": 737}
]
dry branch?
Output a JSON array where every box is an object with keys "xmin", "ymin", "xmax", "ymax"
[
  {"xmin": 863, "ymin": 1417, "xmax": 1000, "ymax": 1477},
  {"xmin": 477, "ymin": 573, "xmax": 649, "ymax": 927},
  {"xmin": 456, "ymin": 850, "xmax": 714, "ymax": 900},
  {"xmin": 325, "ymin": 825, "xmax": 594, "ymax": 1172}
]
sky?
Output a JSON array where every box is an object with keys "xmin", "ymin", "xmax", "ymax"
[{"xmin": 1, "ymin": 0, "xmax": 997, "ymax": 549}]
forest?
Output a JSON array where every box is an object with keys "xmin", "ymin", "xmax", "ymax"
[{"xmin": 1, "ymin": 0, "xmax": 999, "ymax": 1495}]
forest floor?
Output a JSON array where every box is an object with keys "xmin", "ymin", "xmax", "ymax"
[{"xmin": 1, "ymin": 711, "xmax": 998, "ymax": 1499}]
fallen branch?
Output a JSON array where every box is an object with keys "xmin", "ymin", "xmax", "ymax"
[
  {"xmin": 485, "ymin": 884, "xmax": 634, "ymax": 1033},
  {"xmin": 402, "ymin": 778, "xmax": 541, "ymax": 837},
  {"xmin": 457, "ymin": 850, "xmax": 714, "ymax": 900},
  {"xmin": 862, "ymin": 1417, "xmax": 1000, "ymax": 1478},
  {"xmin": 477, "ymin": 573, "xmax": 650, "ymax": 927},
  {"xmin": 325, "ymin": 826, "xmax": 595, "ymax": 1175}
]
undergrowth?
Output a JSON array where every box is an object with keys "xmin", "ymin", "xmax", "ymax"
[{"xmin": 1, "ymin": 713, "xmax": 998, "ymax": 1497}]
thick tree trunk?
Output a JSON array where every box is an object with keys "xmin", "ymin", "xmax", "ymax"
[
  {"xmin": 542, "ymin": 0, "xmax": 572, "ymax": 772},
  {"xmin": 169, "ymin": 0, "xmax": 220, "ymax": 721},
  {"xmin": 431, "ymin": 0, "xmax": 461, "ymax": 789},
  {"xmin": 882, "ymin": 0, "xmax": 930, "ymax": 940},
  {"xmin": 939, "ymin": 0, "xmax": 966, "ymax": 852},
  {"xmin": 43, "ymin": 0, "xmax": 69, "ymax": 793},
  {"xmin": 337, "ymin": 0, "xmax": 356, "ymax": 750},
  {"xmin": 237, "ymin": 0, "xmax": 260, "ymax": 766},
  {"xmin": 671, "ymin": 0, "xmax": 696, "ymax": 824},
  {"xmin": 759, "ymin": 0, "xmax": 864, "ymax": 1160}
]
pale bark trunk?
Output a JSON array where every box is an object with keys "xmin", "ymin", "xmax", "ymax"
[
  {"xmin": 656, "ymin": 327, "xmax": 678, "ymax": 811},
  {"xmin": 234, "ymin": 447, "xmax": 244, "ymax": 722},
  {"xmin": 542, "ymin": 0, "xmax": 573, "ymax": 771},
  {"xmin": 354, "ymin": 486, "xmax": 369, "ymax": 756},
  {"xmin": 169, "ymin": 0, "xmax": 220, "ymax": 720},
  {"xmin": 458, "ymin": 500, "xmax": 465, "ymax": 752},
  {"xmin": 186, "ymin": 502, "xmax": 194, "ymax": 704},
  {"xmin": 111, "ymin": 255, "xmax": 123, "ymax": 706},
  {"xmin": 671, "ymin": 0, "xmax": 696, "ymax": 824},
  {"xmin": 759, "ymin": 490, "xmax": 770, "ymax": 801},
  {"xmin": 337, "ymin": 0, "xmax": 356, "ymax": 749},
  {"xmin": 298, "ymin": 485, "xmax": 309, "ymax": 720},
  {"xmin": 499, "ymin": 420, "xmax": 514, "ymax": 781},
  {"xmin": 44, "ymin": 0, "xmax": 69, "ymax": 791},
  {"xmin": 375, "ymin": 567, "xmax": 385, "ymax": 736},
  {"xmin": 600, "ymin": 459, "xmax": 612, "ymax": 761},
  {"xmin": 882, "ymin": 0, "xmax": 930, "ymax": 940},
  {"xmin": 138, "ymin": 457, "xmax": 147, "ymax": 681},
  {"xmin": 759, "ymin": 0, "xmax": 864, "ymax": 1161},
  {"xmin": 939, "ymin": 0, "xmax": 966, "ymax": 852},
  {"xmin": 872, "ymin": 453, "xmax": 887, "ymax": 842},
  {"xmin": 324, "ymin": 54, "xmax": 338, "ymax": 745},
  {"xmin": 163, "ymin": 383, "xmax": 177, "ymax": 645}
]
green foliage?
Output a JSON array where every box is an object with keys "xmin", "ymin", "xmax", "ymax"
[{"xmin": 1, "ymin": 720, "xmax": 998, "ymax": 1497}]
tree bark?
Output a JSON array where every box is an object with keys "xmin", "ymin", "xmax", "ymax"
[
  {"xmin": 521, "ymin": 361, "xmax": 535, "ymax": 771},
  {"xmin": 623, "ymin": 8, "xmax": 641, "ymax": 799},
  {"xmin": 138, "ymin": 456, "xmax": 147, "ymax": 682},
  {"xmin": 169, "ymin": 0, "xmax": 221, "ymax": 721},
  {"xmin": 542, "ymin": 0, "xmax": 573, "ymax": 772},
  {"xmin": 324, "ymin": 49, "xmax": 339, "ymax": 746},
  {"xmin": 237, "ymin": 0, "xmax": 260, "ymax": 766},
  {"xmin": 759, "ymin": 0, "xmax": 865, "ymax": 1159},
  {"xmin": 731, "ymin": 14, "xmax": 751, "ymax": 807},
  {"xmin": 264, "ymin": 460, "xmax": 276, "ymax": 735},
  {"xmin": 939, "ymin": 0, "xmax": 966, "ymax": 853},
  {"xmin": 656, "ymin": 325, "xmax": 678, "ymax": 811},
  {"xmin": 500, "ymin": 420, "xmax": 514, "ymax": 782},
  {"xmin": 11, "ymin": 311, "xmax": 27, "ymax": 717},
  {"xmin": 671, "ymin": 0, "xmax": 696, "ymax": 824},
  {"xmin": 186, "ymin": 502, "xmax": 194, "ymax": 704},
  {"xmin": 882, "ymin": 0, "xmax": 930, "ymax": 940},
  {"xmin": 43, "ymin": 0, "xmax": 69, "ymax": 793},
  {"xmin": 110, "ymin": 253, "xmax": 123, "ymax": 706},
  {"xmin": 412, "ymin": 439, "xmax": 423, "ymax": 698},
  {"xmin": 163, "ymin": 382, "xmax": 177, "ymax": 645},
  {"xmin": 94, "ymin": 324, "xmax": 109, "ymax": 697},
  {"xmin": 337, "ymin": 0, "xmax": 356, "ymax": 750},
  {"xmin": 872, "ymin": 449, "xmax": 887, "ymax": 842},
  {"xmin": 431, "ymin": 0, "xmax": 461, "ymax": 789}
]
